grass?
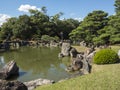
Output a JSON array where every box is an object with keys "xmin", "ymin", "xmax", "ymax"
[
  {"xmin": 35, "ymin": 63, "xmax": 120, "ymax": 90},
  {"xmin": 72, "ymin": 45, "xmax": 88, "ymax": 52},
  {"xmin": 35, "ymin": 45, "xmax": 120, "ymax": 90},
  {"xmin": 73, "ymin": 45, "xmax": 120, "ymax": 53}
]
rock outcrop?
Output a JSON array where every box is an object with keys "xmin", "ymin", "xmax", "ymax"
[
  {"xmin": 59, "ymin": 42, "xmax": 78, "ymax": 58},
  {"xmin": 60, "ymin": 42, "xmax": 71, "ymax": 57},
  {"xmin": 66, "ymin": 47, "xmax": 95, "ymax": 74},
  {"xmin": 0, "ymin": 60, "xmax": 19, "ymax": 79}
]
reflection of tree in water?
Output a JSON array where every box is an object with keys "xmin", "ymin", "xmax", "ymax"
[{"xmin": 1, "ymin": 47, "xmax": 68, "ymax": 78}]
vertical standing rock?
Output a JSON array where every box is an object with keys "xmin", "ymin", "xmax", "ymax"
[{"xmin": 61, "ymin": 42, "xmax": 71, "ymax": 56}]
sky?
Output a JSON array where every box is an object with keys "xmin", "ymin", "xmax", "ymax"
[{"xmin": 0, "ymin": 0, "xmax": 115, "ymax": 26}]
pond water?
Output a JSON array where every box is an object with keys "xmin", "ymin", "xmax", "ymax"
[{"xmin": 0, "ymin": 47, "xmax": 79, "ymax": 82}]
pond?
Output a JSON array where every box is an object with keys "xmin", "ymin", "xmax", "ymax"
[{"xmin": 0, "ymin": 47, "xmax": 80, "ymax": 82}]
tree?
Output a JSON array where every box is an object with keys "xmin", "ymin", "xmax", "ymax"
[
  {"xmin": 69, "ymin": 10, "xmax": 108, "ymax": 45},
  {"xmin": 0, "ymin": 17, "xmax": 17, "ymax": 40},
  {"xmin": 50, "ymin": 12, "xmax": 64, "ymax": 37},
  {"xmin": 62, "ymin": 18, "xmax": 80, "ymax": 39},
  {"xmin": 13, "ymin": 15, "xmax": 32, "ymax": 39},
  {"xmin": 94, "ymin": 0, "xmax": 120, "ymax": 45},
  {"xmin": 99, "ymin": 14, "xmax": 120, "ymax": 44},
  {"xmin": 114, "ymin": 0, "xmax": 120, "ymax": 14},
  {"xmin": 41, "ymin": 6, "xmax": 47, "ymax": 14},
  {"xmin": 29, "ymin": 9, "xmax": 50, "ymax": 38}
]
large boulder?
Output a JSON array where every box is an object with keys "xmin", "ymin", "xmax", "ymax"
[
  {"xmin": 0, "ymin": 80, "xmax": 27, "ymax": 90},
  {"xmin": 0, "ymin": 60, "xmax": 19, "ymax": 79}
]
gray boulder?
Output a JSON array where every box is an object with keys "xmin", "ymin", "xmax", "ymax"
[
  {"xmin": 0, "ymin": 60, "xmax": 19, "ymax": 79},
  {"xmin": 61, "ymin": 42, "xmax": 71, "ymax": 56}
]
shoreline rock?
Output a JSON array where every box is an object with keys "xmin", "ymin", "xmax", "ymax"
[
  {"xmin": 0, "ymin": 60, "xmax": 19, "ymax": 79},
  {"xmin": 24, "ymin": 78, "xmax": 55, "ymax": 90}
]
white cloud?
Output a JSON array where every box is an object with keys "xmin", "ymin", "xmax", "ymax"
[
  {"xmin": 0, "ymin": 14, "xmax": 11, "ymax": 26},
  {"xmin": 74, "ymin": 17, "xmax": 83, "ymax": 22},
  {"xmin": 18, "ymin": 4, "xmax": 41, "ymax": 12}
]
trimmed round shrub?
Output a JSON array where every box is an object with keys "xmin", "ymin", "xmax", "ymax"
[{"xmin": 93, "ymin": 49, "xmax": 119, "ymax": 64}]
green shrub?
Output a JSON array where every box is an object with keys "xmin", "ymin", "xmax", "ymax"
[{"xmin": 93, "ymin": 49, "xmax": 119, "ymax": 64}]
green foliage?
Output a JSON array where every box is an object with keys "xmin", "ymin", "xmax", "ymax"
[
  {"xmin": 41, "ymin": 35, "xmax": 51, "ymax": 41},
  {"xmin": 0, "ymin": 0, "xmax": 120, "ymax": 44},
  {"xmin": 0, "ymin": 17, "xmax": 17, "ymax": 40},
  {"xmin": 0, "ymin": 9, "xmax": 79, "ymax": 40},
  {"xmin": 69, "ymin": 0, "xmax": 120, "ymax": 45},
  {"xmin": 41, "ymin": 35, "xmax": 59, "ymax": 41},
  {"xmin": 93, "ymin": 37, "xmax": 105, "ymax": 46},
  {"xmin": 114, "ymin": 0, "xmax": 120, "ymax": 14},
  {"xmin": 97, "ymin": 14, "xmax": 120, "ymax": 45},
  {"xmin": 69, "ymin": 10, "xmax": 108, "ymax": 44},
  {"xmin": 13, "ymin": 15, "xmax": 33, "ymax": 39},
  {"xmin": 94, "ymin": 49, "xmax": 119, "ymax": 64},
  {"xmin": 110, "ymin": 35, "xmax": 120, "ymax": 44},
  {"xmin": 93, "ymin": 34, "xmax": 110, "ymax": 45}
]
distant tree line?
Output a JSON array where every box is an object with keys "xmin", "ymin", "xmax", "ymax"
[
  {"xmin": 0, "ymin": 0, "xmax": 120, "ymax": 46},
  {"xmin": 0, "ymin": 8, "xmax": 79, "ymax": 41}
]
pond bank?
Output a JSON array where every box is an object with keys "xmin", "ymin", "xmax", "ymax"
[
  {"xmin": 35, "ymin": 63, "xmax": 120, "ymax": 90},
  {"xmin": 34, "ymin": 45, "xmax": 120, "ymax": 90}
]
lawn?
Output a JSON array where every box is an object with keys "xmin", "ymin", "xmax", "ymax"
[
  {"xmin": 35, "ymin": 45, "xmax": 120, "ymax": 90},
  {"xmin": 35, "ymin": 63, "xmax": 120, "ymax": 90}
]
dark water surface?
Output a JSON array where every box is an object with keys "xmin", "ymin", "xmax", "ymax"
[{"xmin": 0, "ymin": 47, "xmax": 75, "ymax": 82}]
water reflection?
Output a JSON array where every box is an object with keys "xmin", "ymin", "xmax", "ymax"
[{"xmin": 0, "ymin": 47, "xmax": 73, "ymax": 82}]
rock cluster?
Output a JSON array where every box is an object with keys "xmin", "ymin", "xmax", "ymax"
[{"xmin": 59, "ymin": 42, "xmax": 96, "ymax": 74}]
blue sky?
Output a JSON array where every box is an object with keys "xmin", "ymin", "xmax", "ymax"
[{"xmin": 0, "ymin": 0, "xmax": 115, "ymax": 25}]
